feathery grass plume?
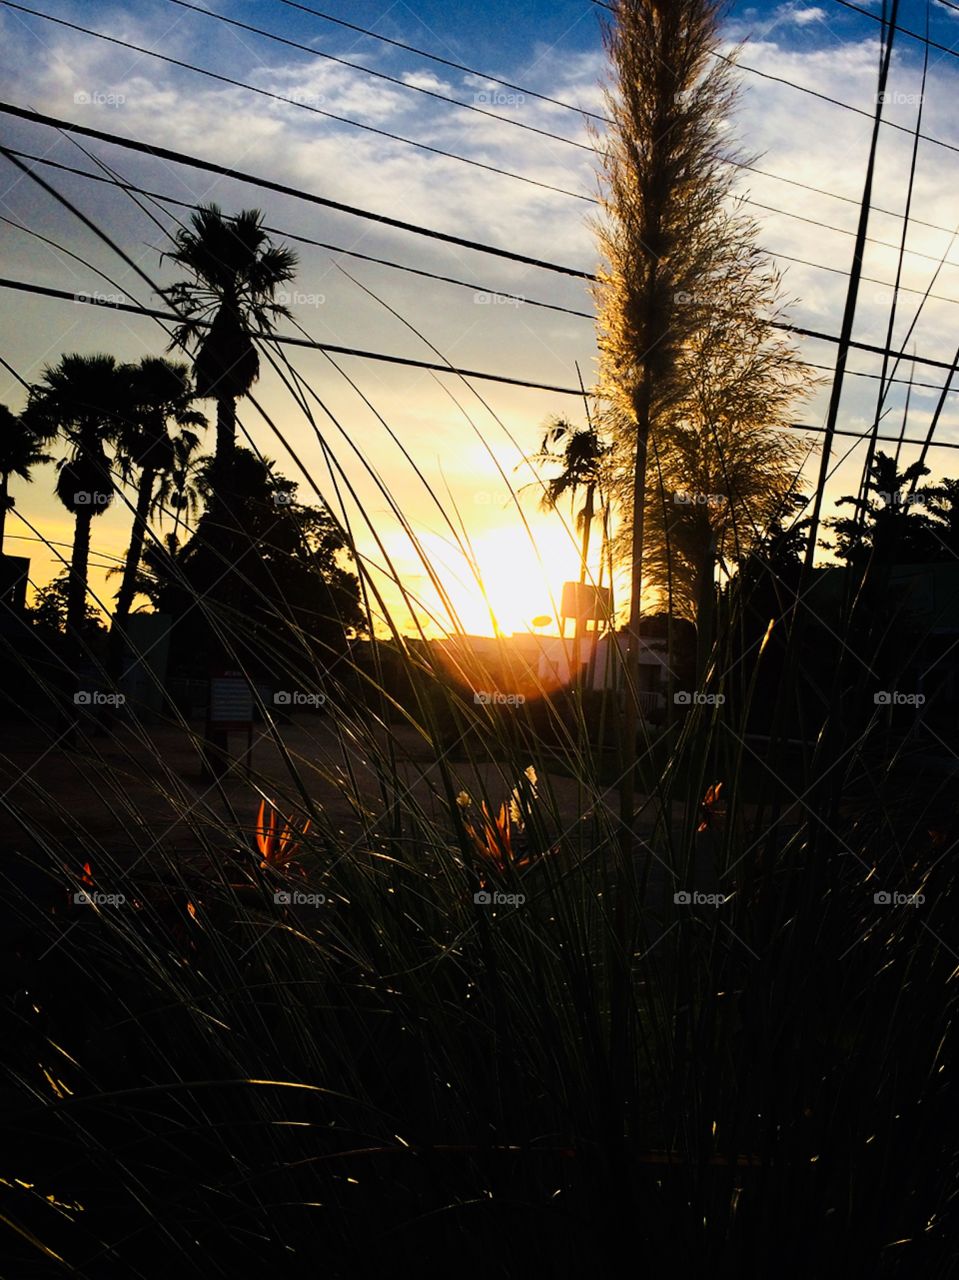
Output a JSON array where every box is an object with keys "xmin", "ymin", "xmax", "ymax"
[
  {"xmin": 606, "ymin": 222, "xmax": 814, "ymax": 624},
  {"xmin": 591, "ymin": 0, "xmax": 742, "ymax": 820},
  {"xmin": 593, "ymin": 0, "xmax": 811, "ymax": 648}
]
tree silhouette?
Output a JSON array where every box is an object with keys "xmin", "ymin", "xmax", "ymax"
[
  {"xmin": 165, "ymin": 205, "xmax": 297, "ymax": 520},
  {"xmin": 24, "ymin": 354, "xmax": 125, "ymax": 642},
  {"xmin": 0, "ymin": 402, "xmax": 50, "ymax": 558},
  {"xmin": 825, "ymin": 451, "xmax": 936, "ymax": 567},
  {"xmin": 111, "ymin": 357, "xmax": 205, "ymax": 662}
]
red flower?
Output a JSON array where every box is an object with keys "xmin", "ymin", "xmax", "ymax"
[
  {"xmin": 697, "ymin": 782, "xmax": 725, "ymax": 834},
  {"xmin": 256, "ymin": 798, "xmax": 310, "ymax": 868}
]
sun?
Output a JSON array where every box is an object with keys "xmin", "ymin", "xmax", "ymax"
[{"xmin": 403, "ymin": 519, "xmax": 587, "ymax": 638}]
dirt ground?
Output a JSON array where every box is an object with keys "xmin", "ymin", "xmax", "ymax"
[{"xmin": 0, "ymin": 711, "xmax": 636, "ymax": 864}]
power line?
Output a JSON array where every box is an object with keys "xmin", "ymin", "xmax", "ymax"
[
  {"xmin": 6, "ymin": 273, "xmax": 957, "ymax": 450},
  {"xmin": 188, "ymin": 0, "xmax": 959, "ymax": 245},
  {"xmin": 594, "ymin": 0, "xmax": 959, "ymax": 161},
  {"xmin": 4, "ymin": 273, "xmax": 959, "ymax": 384},
  {"xmin": 746, "ymin": 197, "xmax": 959, "ymax": 271},
  {"xmin": 6, "ymin": 106, "xmax": 959, "ymax": 379},
  {"xmin": 737, "ymin": 160, "xmax": 957, "ymax": 240},
  {"xmin": 9, "ymin": 0, "xmax": 957, "ymax": 272},
  {"xmin": 833, "ymin": 0, "xmax": 959, "ymax": 64},
  {"xmin": 805, "ymin": 360, "xmax": 956, "ymax": 394},
  {"xmin": 715, "ymin": 50, "xmax": 959, "ymax": 161},
  {"xmin": 6, "ymin": 154, "xmax": 956, "ymax": 397},
  {"xmin": 0, "ymin": 102, "xmax": 592, "ymax": 279},
  {"xmin": 7, "ymin": 98, "xmax": 959, "ymax": 323},
  {"xmin": 25, "ymin": 146, "xmax": 959, "ymax": 324},
  {"xmin": 4, "ymin": 148, "xmax": 594, "ymax": 319},
  {"xmin": 0, "ymin": 276, "xmax": 592, "ymax": 395},
  {"xmin": 772, "ymin": 246, "xmax": 959, "ymax": 308},
  {"xmin": 162, "ymin": 0, "xmax": 592, "ymax": 151},
  {"xmin": 12, "ymin": 0, "xmax": 959, "ymax": 289},
  {"xmin": 283, "ymin": 0, "xmax": 959, "ymax": 242},
  {"xmin": 0, "ymin": 1, "xmax": 592, "ymax": 204},
  {"xmin": 275, "ymin": 0, "xmax": 611, "ymax": 125},
  {"xmin": 788, "ymin": 421, "xmax": 959, "ymax": 452}
]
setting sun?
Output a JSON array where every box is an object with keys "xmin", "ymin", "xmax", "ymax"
[{"xmin": 402, "ymin": 518, "xmax": 592, "ymax": 637}]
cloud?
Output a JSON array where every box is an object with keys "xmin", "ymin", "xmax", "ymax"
[{"xmin": 791, "ymin": 7, "xmax": 827, "ymax": 26}]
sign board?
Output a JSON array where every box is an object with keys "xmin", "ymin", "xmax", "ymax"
[
  {"xmin": 204, "ymin": 670, "xmax": 256, "ymax": 780},
  {"xmin": 560, "ymin": 581, "xmax": 612, "ymax": 622},
  {"xmin": 209, "ymin": 672, "xmax": 254, "ymax": 728}
]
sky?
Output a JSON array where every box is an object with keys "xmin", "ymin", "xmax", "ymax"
[{"xmin": 1, "ymin": 0, "xmax": 958, "ymax": 636}]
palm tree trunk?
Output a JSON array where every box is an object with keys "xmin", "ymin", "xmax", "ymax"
[
  {"xmin": 214, "ymin": 394, "xmax": 236, "ymax": 468},
  {"xmin": 67, "ymin": 507, "xmax": 93, "ymax": 641},
  {"xmin": 114, "ymin": 468, "xmax": 155, "ymax": 627},
  {"xmin": 573, "ymin": 481, "xmax": 595, "ymax": 687},
  {"xmin": 208, "ymin": 394, "xmax": 237, "ymax": 543},
  {"xmin": 200, "ymin": 393, "xmax": 239, "ymax": 779},
  {"xmin": 109, "ymin": 466, "xmax": 155, "ymax": 677},
  {"xmin": 213, "ymin": 394, "xmax": 236, "ymax": 505},
  {"xmin": 0, "ymin": 471, "xmax": 8, "ymax": 557}
]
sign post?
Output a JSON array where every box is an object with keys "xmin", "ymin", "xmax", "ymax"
[
  {"xmin": 204, "ymin": 670, "xmax": 256, "ymax": 779},
  {"xmin": 560, "ymin": 582, "xmax": 613, "ymax": 687}
]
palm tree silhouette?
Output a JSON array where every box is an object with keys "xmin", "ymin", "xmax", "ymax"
[
  {"xmin": 165, "ymin": 204, "xmax": 297, "ymax": 522},
  {"xmin": 531, "ymin": 416, "xmax": 611, "ymax": 678},
  {"xmin": 111, "ymin": 357, "xmax": 206, "ymax": 657},
  {"xmin": 25, "ymin": 354, "xmax": 124, "ymax": 642},
  {"xmin": 0, "ymin": 402, "xmax": 50, "ymax": 558}
]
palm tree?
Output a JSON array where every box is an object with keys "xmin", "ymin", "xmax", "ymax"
[
  {"xmin": 155, "ymin": 443, "xmax": 205, "ymax": 548},
  {"xmin": 24, "ymin": 354, "xmax": 124, "ymax": 642},
  {"xmin": 531, "ymin": 416, "xmax": 611, "ymax": 678},
  {"xmin": 164, "ymin": 204, "xmax": 297, "ymax": 517},
  {"xmin": 111, "ymin": 357, "xmax": 205, "ymax": 649},
  {"xmin": 0, "ymin": 402, "xmax": 50, "ymax": 557}
]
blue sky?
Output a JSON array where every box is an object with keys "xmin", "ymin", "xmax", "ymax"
[{"xmin": 1, "ymin": 0, "xmax": 959, "ymax": 632}]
